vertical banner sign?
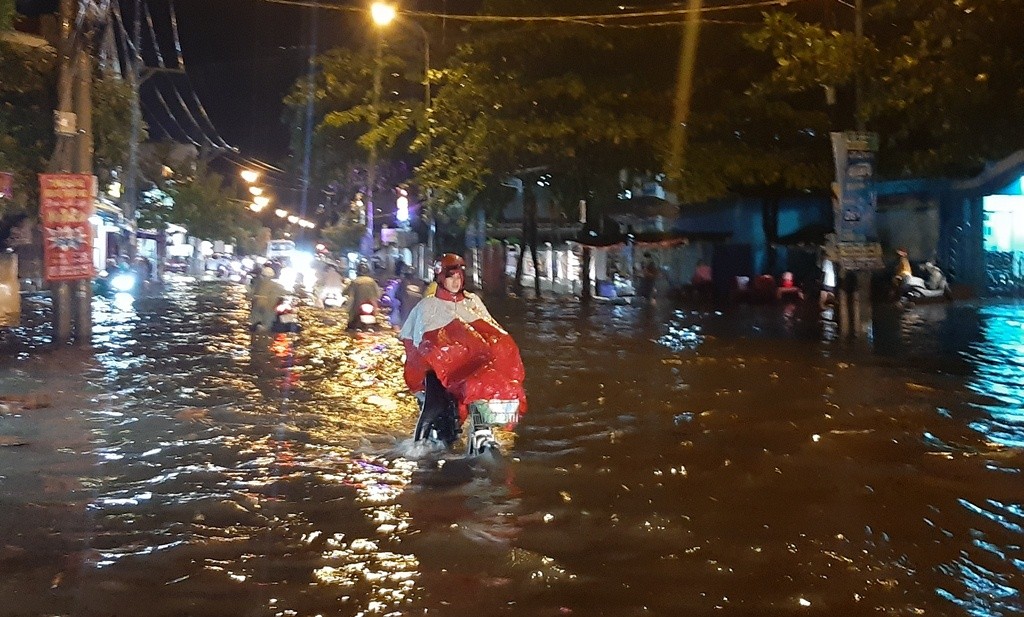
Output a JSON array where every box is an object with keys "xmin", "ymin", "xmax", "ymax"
[
  {"xmin": 831, "ymin": 131, "xmax": 879, "ymax": 243},
  {"xmin": 39, "ymin": 174, "xmax": 95, "ymax": 282},
  {"xmin": 0, "ymin": 172, "xmax": 13, "ymax": 199}
]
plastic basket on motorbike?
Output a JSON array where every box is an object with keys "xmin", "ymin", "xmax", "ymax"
[{"xmin": 469, "ymin": 399, "xmax": 520, "ymax": 425}]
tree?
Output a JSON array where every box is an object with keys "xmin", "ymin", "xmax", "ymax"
[
  {"xmin": 283, "ymin": 46, "xmax": 421, "ymax": 229},
  {"xmin": 164, "ymin": 161, "xmax": 248, "ymax": 244},
  {"xmin": 0, "ymin": 0, "xmax": 15, "ymax": 31},
  {"xmin": 320, "ymin": 220, "xmax": 366, "ymax": 255},
  {"xmin": 0, "ymin": 41, "xmax": 142, "ymax": 216},
  {"xmin": 92, "ymin": 72, "xmax": 139, "ymax": 184},
  {"xmin": 416, "ymin": 14, "xmax": 665, "ymax": 293},
  {"xmin": 0, "ymin": 40, "xmax": 56, "ymax": 215},
  {"xmin": 746, "ymin": 0, "xmax": 1024, "ymax": 178}
]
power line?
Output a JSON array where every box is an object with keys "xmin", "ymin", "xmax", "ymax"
[{"xmin": 253, "ymin": 0, "xmax": 805, "ymax": 25}]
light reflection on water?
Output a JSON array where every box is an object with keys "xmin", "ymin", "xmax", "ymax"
[{"xmin": 0, "ymin": 284, "xmax": 1022, "ymax": 615}]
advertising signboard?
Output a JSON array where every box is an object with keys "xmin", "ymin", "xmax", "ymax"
[
  {"xmin": 831, "ymin": 131, "xmax": 879, "ymax": 243},
  {"xmin": 0, "ymin": 172, "xmax": 13, "ymax": 200},
  {"xmin": 39, "ymin": 174, "xmax": 95, "ymax": 282}
]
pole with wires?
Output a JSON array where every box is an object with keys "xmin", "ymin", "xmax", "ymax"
[
  {"xmin": 362, "ymin": 28, "xmax": 384, "ymax": 258},
  {"xmin": 298, "ymin": 1, "xmax": 319, "ymax": 228},
  {"xmin": 124, "ymin": 0, "xmax": 143, "ymax": 260}
]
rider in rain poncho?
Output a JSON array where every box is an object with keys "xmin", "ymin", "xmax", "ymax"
[{"xmin": 399, "ymin": 253, "xmax": 527, "ymax": 429}]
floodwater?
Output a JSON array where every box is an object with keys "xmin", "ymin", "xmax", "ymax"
[{"xmin": 1, "ymin": 280, "xmax": 1022, "ymax": 616}]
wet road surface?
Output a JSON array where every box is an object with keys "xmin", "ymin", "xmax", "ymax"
[{"xmin": 0, "ymin": 280, "xmax": 1022, "ymax": 616}]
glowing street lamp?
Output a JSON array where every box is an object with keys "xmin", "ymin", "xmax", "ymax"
[
  {"xmin": 253, "ymin": 195, "xmax": 270, "ymax": 208},
  {"xmin": 275, "ymin": 209, "xmax": 288, "ymax": 218},
  {"xmin": 240, "ymin": 170, "xmax": 259, "ymax": 184},
  {"xmin": 249, "ymin": 186, "xmax": 264, "ymax": 196},
  {"xmin": 371, "ymin": 1, "xmax": 396, "ymax": 26},
  {"xmin": 287, "ymin": 215, "xmax": 299, "ymax": 224}
]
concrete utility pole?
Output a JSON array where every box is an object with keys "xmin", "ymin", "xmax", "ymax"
[
  {"xmin": 853, "ymin": 0, "xmax": 865, "ymax": 131},
  {"xmin": 362, "ymin": 30, "xmax": 384, "ymax": 257},
  {"xmin": 74, "ymin": 37, "xmax": 94, "ymax": 343},
  {"xmin": 666, "ymin": 0, "xmax": 703, "ymax": 189},
  {"xmin": 123, "ymin": 0, "xmax": 143, "ymax": 261},
  {"xmin": 46, "ymin": 0, "xmax": 95, "ymax": 346},
  {"xmin": 50, "ymin": 0, "xmax": 77, "ymax": 345}
]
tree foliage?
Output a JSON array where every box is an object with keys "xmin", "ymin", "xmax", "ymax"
[
  {"xmin": 319, "ymin": 220, "xmax": 366, "ymax": 254},
  {"xmin": 164, "ymin": 161, "xmax": 251, "ymax": 243},
  {"xmin": 416, "ymin": 21, "xmax": 664, "ymax": 215},
  {"xmin": 0, "ymin": 0, "xmax": 15, "ymax": 31},
  {"xmin": 92, "ymin": 72, "xmax": 140, "ymax": 182},
  {"xmin": 283, "ymin": 46, "xmax": 421, "ymax": 227},
  {"xmin": 0, "ymin": 40, "xmax": 56, "ymax": 214},
  {"xmin": 747, "ymin": 0, "xmax": 1024, "ymax": 177}
]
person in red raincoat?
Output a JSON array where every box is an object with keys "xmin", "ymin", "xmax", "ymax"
[{"xmin": 399, "ymin": 253, "xmax": 527, "ymax": 438}]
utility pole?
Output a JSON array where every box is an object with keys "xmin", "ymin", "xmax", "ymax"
[
  {"xmin": 666, "ymin": 0, "xmax": 703, "ymax": 190},
  {"xmin": 50, "ymin": 0, "xmax": 76, "ymax": 345},
  {"xmin": 298, "ymin": 1, "xmax": 318, "ymax": 224},
  {"xmin": 124, "ymin": 0, "xmax": 143, "ymax": 260},
  {"xmin": 853, "ymin": 0, "xmax": 865, "ymax": 131},
  {"xmin": 74, "ymin": 32, "xmax": 94, "ymax": 344},
  {"xmin": 47, "ymin": 0, "xmax": 94, "ymax": 346},
  {"xmin": 362, "ymin": 30, "xmax": 384, "ymax": 257}
]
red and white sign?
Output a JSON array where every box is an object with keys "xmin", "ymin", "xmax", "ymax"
[
  {"xmin": 0, "ymin": 172, "xmax": 13, "ymax": 200},
  {"xmin": 39, "ymin": 174, "xmax": 95, "ymax": 282}
]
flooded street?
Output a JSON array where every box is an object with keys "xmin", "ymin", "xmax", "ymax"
[{"xmin": 1, "ymin": 279, "xmax": 1022, "ymax": 616}]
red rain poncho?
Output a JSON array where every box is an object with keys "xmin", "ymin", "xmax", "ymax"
[{"xmin": 399, "ymin": 288, "xmax": 527, "ymax": 422}]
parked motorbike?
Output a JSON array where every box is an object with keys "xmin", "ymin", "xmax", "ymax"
[{"xmin": 898, "ymin": 262, "xmax": 952, "ymax": 303}]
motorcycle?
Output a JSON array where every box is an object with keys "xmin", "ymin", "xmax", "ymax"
[
  {"xmin": 898, "ymin": 262, "xmax": 952, "ymax": 303},
  {"xmin": 94, "ymin": 269, "xmax": 137, "ymax": 296},
  {"xmin": 413, "ymin": 375, "xmax": 521, "ymax": 457},
  {"xmin": 347, "ymin": 301, "xmax": 379, "ymax": 331},
  {"xmin": 319, "ymin": 289, "xmax": 344, "ymax": 309},
  {"xmin": 272, "ymin": 296, "xmax": 301, "ymax": 333}
]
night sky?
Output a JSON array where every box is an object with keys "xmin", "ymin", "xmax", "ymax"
[
  {"xmin": 146, "ymin": 0, "xmax": 359, "ymax": 161},
  {"xmin": 149, "ymin": 0, "xmax": 478, "ymax": 163}
]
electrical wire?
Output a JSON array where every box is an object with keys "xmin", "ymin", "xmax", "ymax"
[
  {"xmin": 143, "ymin": 2, "xmax": 231, "ymax": 150},
  {"xmin": 166, "ymin": 1, "xmax": 233, "ymax": 149},
  {"xmin": 106, "ymin": 0, "xmax": 306, "ymax": 194},
  {"xmin": 254, "ymin": 0, "xmax": 805, "ymax": 25}
]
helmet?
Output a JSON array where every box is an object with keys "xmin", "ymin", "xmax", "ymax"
[
  {"xmin": 434, "ymin": 253, "xmax": 466, "ymax": 280},
  {"xmin": 356, "ymin": 261, "xmax": 371, "ymax": 276}
]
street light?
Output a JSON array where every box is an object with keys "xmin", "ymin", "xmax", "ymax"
[
  {"xmin": 240, "ymin": 170, "xmax": 259, "ymax": 184},
  {"xmin": 367, "ymin": 2, "xmax": 431, "ymax": 256},
  {"xmin": 249, "ymin": 186, "xmax": 263, "ymax": 196},
  {"xmin": 253, "ymin": 195, "xmax": 270, "ymax": 208},
  {"xmin": 370, "ymin": 2, "xmax": 395, "ymax": 26}
]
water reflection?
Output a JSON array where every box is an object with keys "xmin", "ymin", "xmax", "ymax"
[{"xmin": 2, "ymin": 285, "xmax": 1024, "ymax": 615}]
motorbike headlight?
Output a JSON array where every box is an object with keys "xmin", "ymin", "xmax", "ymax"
[{"xmin": 111, "ymin": 273, "xmax": 136, "ymax": 292}]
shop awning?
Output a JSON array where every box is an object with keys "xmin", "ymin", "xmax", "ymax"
[{"xmin": 573, "ymin": 229, "xmax": 731, "ymax": 249}]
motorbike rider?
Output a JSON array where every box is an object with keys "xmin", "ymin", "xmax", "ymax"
[
  {"xmin": 249, "ymin": 266, "xmax": 288, "ymax": 332},
  {"xmin": 396, "ymin": 266, "xmax": 426, "ymax": 326},
  {"xmin": 399, "ymin": 253, "xmax": 527, "ymax": 442},
  {"xmin": 345, "ymin": 261, "xmax": 382, "ymax": 329}
]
